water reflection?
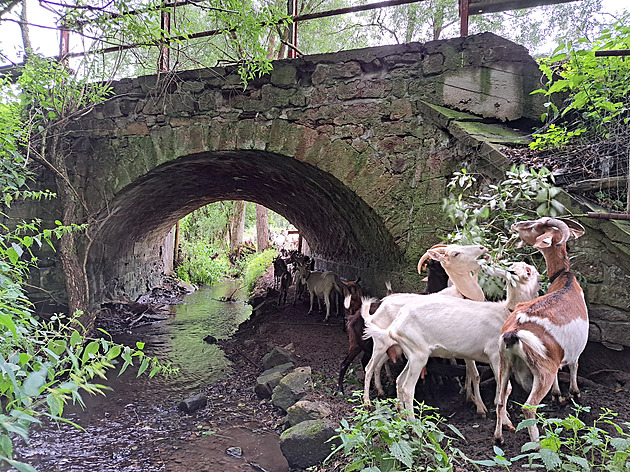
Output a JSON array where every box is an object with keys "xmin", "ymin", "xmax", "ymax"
[
  {"xmin": 14, "ymin": 281, "xmax": 253, "ymax": 472},
  {"xmin": 113, "ymin": 281, "xmax": 252, "ymax": 397}
]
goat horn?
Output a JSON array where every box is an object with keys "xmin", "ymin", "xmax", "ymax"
[
  {"xmin": 417, "ymin": 253, "xmax": 431, "ymax": 273},
  {"xmin": 558, "ymin": 217, "xmax": 585, "ymax": 236},
  {"xmin": 544, "ymin": 217, "xmax": 571, "ymax": 246},
  {"xmin": 417, "ymin": 245, "xmax": 447, "ymax": 273}
]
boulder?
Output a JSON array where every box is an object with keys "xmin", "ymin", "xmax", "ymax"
[
  {"xmin": 262, "ymin": 346, "xmax": 297, "ymax": 370},
  {"xmin": 286, "ymin": 400, "xmax": 332, "ymax": 426},
  {"xmin": 279, "ymin": 419, "xmax": 340, "ymax": 469},
  {"xmin": 271, "ymin": 367, "xmax": 312, "ymax": 411},
  {"xmin": 254, "ymin": 362, "xmax": 295, "ymax": 399}
]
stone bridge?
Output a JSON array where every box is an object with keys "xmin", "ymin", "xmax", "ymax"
[{"xmin": 20, "ymin": 32, "xmax": 630, "ymax": 353}]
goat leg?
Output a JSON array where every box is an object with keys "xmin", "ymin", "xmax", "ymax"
[{"xmin": 338, "ymin": 346, "xmax": 362, "ymax": 394}]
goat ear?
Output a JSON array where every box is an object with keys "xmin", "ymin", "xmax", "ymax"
[
  {"xmin": 560, "ymin": 218, "xmax": 585, "ymax": 240},
  {"xmin": 426, "ymin": 249, "xmax": 444, "ymax": 262},
  {"xmin": 533, "ymin": 232, "xmax": 553, "ymax": 249}
]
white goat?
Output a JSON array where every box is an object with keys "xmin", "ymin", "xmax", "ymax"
[
  {"xmin": 296, "ymin": 263, "xmax": 343, "ymax": 322},
  {"xmin": 494, "ymin": 217, "xmax": 588, "ymax": 445},
  {"xmin": 360, "ymin": 244, "xmax": 490, "ymax": 406},
  {"xmin": 365, "ymin": 262, "xmax": 541, "ymax": 422}
]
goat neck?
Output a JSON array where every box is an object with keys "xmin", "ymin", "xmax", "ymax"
[{"xmin": 446, "ymin": 270, "xmax": 485, "ymax": 301}]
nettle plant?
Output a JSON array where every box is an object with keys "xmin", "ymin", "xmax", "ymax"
[
  {"xmin": 326, "ymin": 394, "xmax": 467, "ymax": 472},
  {"xmin": 478, "ymin": 404, "xmax": 630, "ymax": 471},
  {"xmin": 442, "ymin": 165, "xmax": 565, "ymax": 298}
]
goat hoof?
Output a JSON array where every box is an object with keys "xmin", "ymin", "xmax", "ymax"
[
  {"xmin": 552, "ymin": 394, "xmax": 566, "ymax": 405},
  {"xmin": 494, "ymin": 436, "xmax": 505, "ymax": 446}
]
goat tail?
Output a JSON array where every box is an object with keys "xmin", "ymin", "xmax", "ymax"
[
  {"xmin": 500, "ymin": 330, "xmax": 547, "ymax": 359},
  {"xmin": 359, "ymin": 296, "xmax": 376, "ymax": 323},
  {"xmin": 362, "ymin": 317, "xmax": 389, "ymax": 342}
]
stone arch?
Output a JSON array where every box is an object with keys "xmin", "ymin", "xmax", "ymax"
[{"xmin": 87, "ymin": 150, "xmax": 400, "ymax": 304}]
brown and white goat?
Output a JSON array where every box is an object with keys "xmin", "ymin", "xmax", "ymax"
[
  {"xmin": 361, "ymin": 244, "xmax": 489, "ymax": 406},
  {"xmin": 494, "ymin": 217, "xmax": 588, "ymax": 445}
]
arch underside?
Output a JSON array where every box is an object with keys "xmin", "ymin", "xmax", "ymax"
[{"xmin": 89, "ymin": 150, "xmax": 399, "ymax": 278}]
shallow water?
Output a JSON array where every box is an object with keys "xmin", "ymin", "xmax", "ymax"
[
  {"xmin": 113, "ymin": 281, "xmax": 252, "ymax": 397},
  {"xmin": 14, "ymin": 281, "xmax": 258, "ymax": 472}
]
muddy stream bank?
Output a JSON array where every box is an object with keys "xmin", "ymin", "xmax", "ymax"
[{"xmin": 14, "ymin": 280, "xmax": 293, "ymax": 472}]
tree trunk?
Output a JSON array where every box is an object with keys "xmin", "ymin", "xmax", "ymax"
[
  {"xmin": 256, "ymin": 204, "xmax": 269, "ymax": 252},
  {"xmin": 19, "ymin": 0, "xmax": 33, "ymax": 58},
  {"xmin": 49, "ymin": 131, "xmax": 92, "ymax": 332},
  {"xmin": 229, "ymin": 200, "xmax": 246, "ymax": 252}
]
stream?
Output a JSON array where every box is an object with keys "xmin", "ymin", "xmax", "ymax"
[{"xmin": 12, "ymin": 281, "xmax": 287, "ymax": 472}]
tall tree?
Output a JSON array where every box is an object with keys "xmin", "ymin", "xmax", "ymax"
[
  {"xmin": 229, "ymin": 200, "xmax": 246, "ymax": 253},
  {"xmin": 256, "ymin": 204, "xmax": 270, "ymax": 252}
]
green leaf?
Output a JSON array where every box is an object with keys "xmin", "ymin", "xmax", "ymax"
[
  {"xmin": 610, "ymin": 437, "xmax": 630, "ymax": 452},
  {"xmin": 539, "ymin": 448, "xmax": 562, "ymax": 470},
  {"xmin": 547, "ymin": 79, "xmax": 569, "ymax": 94},
  {"xmin": 46, "ymin": 392, "xmax": 64, "ymax": 417},
  {"xmin": 137, "ymin": 357, "xmax": 150, "ymax": 377},
  {"xmin": 22, "ymin": 367, "xmax": 48, "ymax": 397},
  {"xmin": 81, "ymin": 341, "xmax": 101, "ymax": 364},
  {"xmin": 566, "ymin": 454, "xmax": 590, "ymax": 470},
  {"xmin": 389, "ymin": 440, "xmax": 413, "ymax": 468},
  {"xmin": 70, "ymin": 330, "xmax": 82, "ymax": 347},
  {"xmin": 0, "ymin": 313, "xmax": 17, "ymax": 336},
  {"xmin": 2, "ymin": 457, "xmax": 38, "ymax": 472},
  {"xmin": 0, "ymin": 434, "xmax": 12, "ymax": 457}
]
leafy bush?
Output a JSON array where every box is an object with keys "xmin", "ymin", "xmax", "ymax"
[
  {"xmin": 242, "ymin": 248, "xmax": 277, "ymax": 293},
  {"xmin": 0, "ymin": 57, "xmax": 173, "ymax": 471},
  {"xmin": 531, "ymin": 14, "xmax": 630, "ymax": 148},
  {"xmin": 176, "ymin": 240, "xmax": 230, "ymax": 286},
  {"xmin": 478, "ymin": 404, "xmax": 630, "ymax": 470},
  {"xmin": 443, "ymin": 165, "xmax": 565, "ymax": 298},
  {"xmin": 326, "ymin": 394, "xmax": 467, "ymax": 471}
]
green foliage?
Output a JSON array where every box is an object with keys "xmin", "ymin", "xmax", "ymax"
[
  {"xmin": 179, "ymin": 203, "xmax": 232, "ymax": 252},
  {"xmin": 530, "ymin": 124, "xmax": 586, "ymax": 151},
  {"xmin": 478, "ymin": 404, "xmax": 630, "ymax": 470},
  {"xmin": 326, "ymin": 394, "xmax": 467, "ymax": 471},
  {"xmin": 242, "ymin": 248, "xmax": 277, "ymax": 293},
  {"xmin": 0, "ymin": 50, "xmax": 172, "ymax": 470},
  {"xmin": 176, "ymin": 240, "xmax": 230, "ymax": 286},
  {"xmin": 531, "ymin": 14, "xmax": 630, "ymax": 148},
  {"xmin": 443, "ymin": 165, "xmax": 565, "ymax": 297}
]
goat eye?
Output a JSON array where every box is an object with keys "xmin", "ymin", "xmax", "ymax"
[{"xmin": 453, "ymin": 252, "xmax": 459, "ymax": 257}]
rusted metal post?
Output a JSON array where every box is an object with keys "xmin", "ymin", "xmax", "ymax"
[
  {"xmin": 287, "ymin": 0, "xmax": 298, "ymax": 58},
  {"xmin": 460, "ymin": 0, "xmax": 469, "ymax": 36},
  {"xmin": 59, "ymin": 22, "xmax": 70, "ymax": 65},
  {"xmin": 586, "ymin": 212, "xmax": 630, "ymax": 221},
  {"xmin": 158, "ymin": 1, "xmax": 171, "ymax": 71}
]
